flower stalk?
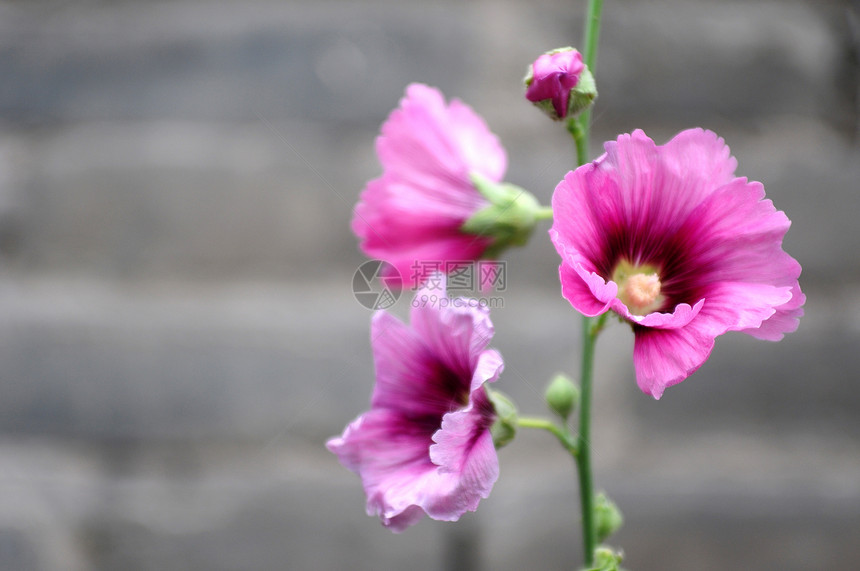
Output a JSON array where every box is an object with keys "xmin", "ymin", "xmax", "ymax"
[
  {"xmin": 576, "ymin": 314, "xmax": 605, "ymax": 567},
  {"xmin": 516, "ymin": 312, "xmax": 608, "ymax": 567},
  {"xmin": 516, "ymin": 416, "xmax": 578, "ymax": 455},
  {"xmin": 575, "ymin": 1, "xmax": 605, "ymax": 566},
  {"xmin": 567, "ymin": 117, "xmax": 588, "ymax": 167},
  {"xmin": 535, "ymin": 206, "xmax": 554, "ymax": 220},
  {"xmin": 576, "ymin": 0, "xmax": 605, "ymax": 165}
]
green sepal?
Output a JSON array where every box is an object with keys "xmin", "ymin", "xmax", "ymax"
[
  {"xmin": 531, "ymin": 98, "xmax": 562, "ymax": 121},
  {"xmin": 486, "ymin": 388, "xmax": 518, "ymax": 449},
  {"xmin": 463, "ymin": 172, "xmax": 542, "ymax": 257},
  {"xmin": 594, "ymin": 491, "xmax": 624, "ymax": 543},
  {"xmin": 485, "ymin": 388, "xmax": 517, "ymax": 449},
  {"xmin": 567, "ymin": 66, "xmax": 597, "ymax": 118},
  {"xmin": 544, "ymin": 373, "xmax": 579, "ymax": 421}
]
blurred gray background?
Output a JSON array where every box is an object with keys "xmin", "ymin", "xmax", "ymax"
[{"xmin": 0, "ymin": 0, "xmax": 858, "ymax": 569}]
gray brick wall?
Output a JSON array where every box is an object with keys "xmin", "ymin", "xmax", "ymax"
[{"xmin": 0, "ymin": 1, "xmax": 858, "ymax": 569}]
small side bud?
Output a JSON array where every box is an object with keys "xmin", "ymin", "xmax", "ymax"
[
  {"xmin": 585, "ymin": 546, "xmax": 625, "ymax": 571},
  {"xmin": 594, "ymin": 492, "xmax": 624, "ymax": 544},
  {"xmin": 524, "ymin": 47, "xmax": 597, "ymax": 121},
  {"xmin": 544, "ymin": 373, "xmax": 579, "ymax": 421},
  {"xmin": 487, "ymin": 388, "xmax": 518, "ymax": 449}
]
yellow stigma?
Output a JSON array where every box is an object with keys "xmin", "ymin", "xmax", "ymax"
[{"xmin": 612, "ymin": 260, "xmax": 665, "ymax": 316}]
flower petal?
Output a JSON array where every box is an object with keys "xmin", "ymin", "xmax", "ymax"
[
  {"xmin": 410, "ymin": 280, "xmax": 496, "ymax": 378},
  {"xmin": 743, "ymin": 282, "xmax": 805, "ymax": 341},
  {"xmin": 632, "ymin": 321, "xmax": 716, "ymax": 399},
  {"xmin": 550, "ymin": 167, "xmax": 613, "ymax": 268},
  {"xmin": 326, "ymin": 409, "xmax": 441, "ymax": 532},
  {"xmin": 697, "ymin": 282, "xmax": 793, "ymax": 336},
  {"xmin": 612, "ymin": 298, "xmax": 703, "ymax": 329},
  {"xmin": 427, "ymin": 413, "xmax": 498, "ymax": 519},
  {"xmin": 446, "ymin": 98, "xmax": 507, "ymax": 182},
  {"xmin": 377, "ymin": 83, "xmax": 505, "ymax": 187},
  {"xmin": 660, "ymin": 128, "xmax": 737, "ymax": 192},
  {"xmin": 427, "ymin": 385, "xmax": 499, "ymax": 519},
  {"xmin": 369, "ymin": 311, "xmax": 466, "ymax": 417},
  {"xmin": 359, "ymin": 229, "xmax": 491, "ymax": 289},
  {"xmin": 550, "ymin": 231, "xmax": 616, "ymax": 316},
  {"xmin": 470, "ymin": 348, "xmax": 504, "ymax": 393},
  {"xmin": 679, "ymin": 178, "xmax": 798, "ymax": 284}
]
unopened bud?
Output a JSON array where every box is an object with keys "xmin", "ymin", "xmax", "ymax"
[
  {"xmin": 524, "ymin": 47, "xmax": 597, "ymax": 120},
  {"xmin": 594, "ymin": 491, "xmax": 624, "ymax": 543},
  {"xmin": 544, "ymin": 373, "xmax": 579, "ymax": 421},
  {"xmin": 586, "ymin": 546, "xmax": 625, "ymax": 571}
]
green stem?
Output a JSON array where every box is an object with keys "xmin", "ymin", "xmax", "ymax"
[
  {"xmin": 582, "ymin": 0, "xmax": 604, "ymax": 72},
  {"xmin": 534, "ymin": 206, "xmax": 554, "ymax": 220},
  {"xmin": 517, "ymin": 416, "xmax": 577, "ymax": 455},
  {"xmin": 577, "ymin": 316, "xmax": 598, "ymax": 567},
  {"xmin": 575, "ymin": 0, "xmax": 605, "ymax": 168},
  {"xmin": 578, "ymin": 313, "xmax": 610, "ymax": 568},
  {"xmin": 568, "ymin": 117, "xmax": 589, "ymax": 167},
  {"xmin": 575, "ymin": 4, "xmax": 605, "ymax": 566}
]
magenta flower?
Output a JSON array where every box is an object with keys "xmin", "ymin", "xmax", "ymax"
[
  {"xmin": 352, "ymin": 83, "xmax": 507, "ymax": 289},
  {"xmin": 327, "ymin": 279, "xmax": 503, "ymax": 532},
  {"xmin": 525, "ymin": 48, "xmax": 589, "ymax": 120},
  {"xmin": 550, "ymin": 128, "xmax": 805, "ymax": 399}
]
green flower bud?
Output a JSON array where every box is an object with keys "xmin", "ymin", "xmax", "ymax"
[
  {"xmin": 585, "ymin": 546, "xmax": 625, "ymax": 571},
  {"xmin": 487, "ymin": 388, "xmax": 518, "ymax": 449},
  {"xmin": 594, "ymin": 491, "xmax": 624, "ymax": 543},
  {"xmin": 544, "ymin": 373, "xmax": 579, "ymax": 421}
]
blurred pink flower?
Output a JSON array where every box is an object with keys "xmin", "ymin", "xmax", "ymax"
[
  {"xmin": 327, "ymin": 279, "xmax": 503, "ymax": 532},
  {"xmin": 351, "ymin": 83, "xmax": 507, "ymax": 289},
  {"xmin": 525, "ymin": 48, "xmax": 586, "ymax": 120},
  {"xmin": 550, "ymin": 128, "xmax": 805, "ymax": 399}
]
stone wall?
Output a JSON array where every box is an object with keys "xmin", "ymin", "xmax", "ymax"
[{"xmin": 0, "ymin": 1, "xmax": 858, "ymax": 569}]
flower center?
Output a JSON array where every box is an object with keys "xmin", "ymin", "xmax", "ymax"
[
  {"xmin": 624, "ymin": 272, "xmax": 661, "ymax": 307},
  {"xmin": 612, "ymin": 260, "xmax": 665, "ymax": 316}
]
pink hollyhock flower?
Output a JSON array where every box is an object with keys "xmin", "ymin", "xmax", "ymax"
[
  {"xmin": 327, "ymin": 279, "xmax": 503, "ymax": 532},
  {"xmin": 352, "ymin": 83, "xmax": 507, "ymax": 289},
  {"xmin": 550, "ymin": 128, "xmax": 805, "ymax": 399},
  {"xmin": 525, "ymin": 48, "xmax": 589, "ymax": 120}
]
